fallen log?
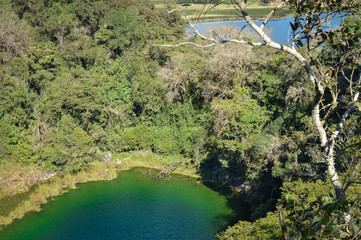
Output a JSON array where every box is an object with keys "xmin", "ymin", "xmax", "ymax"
[{"xmin": 156, "ymin": 161, "xmax": 183, "ymax": 177}]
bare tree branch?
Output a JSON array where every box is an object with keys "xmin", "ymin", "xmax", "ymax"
[
  {"xmin": 329, "ymin": 90, "xmax": 360, "ymax": 143},
  {"xmin": 154, "ymin": 42, "xmax": 216, "ymax": 48},
  {"xmin": 344, "ymin": 158, "xmax": 361, "ymax": 192},
  {"xmin": 160, "ymin": 4, "xmax": 263, "ymax": 48},
  {"xmin": 167, "ymin": 9, "xmax": 180, "ymax": 14},
  {"xmin": 163, "ymin": 0, "xmax": 359, "ymax": 203},
  {"xmin": 352, "ymin": 229, "xmax": 361, "ymax": 240},
  {"xmin": 261, "ymin": 0, "xmax": 290, "ymax": 30}
]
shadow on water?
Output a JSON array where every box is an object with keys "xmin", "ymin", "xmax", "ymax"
[
  {"xmin": 132, "ymin": 167, "xmax": 251, "ymax": 232},
  {"xmin": 144, "ymin": 166, "xmax": 252, "ymax": 233},
  {"xmin": 201, "ymin": 179, "xmax": 251, "ymax": 229},
  {"xmin": 198, "ymin": 150, "xmax": 283, "ymax": 224}
]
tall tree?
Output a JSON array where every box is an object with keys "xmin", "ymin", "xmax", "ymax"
[{"xmin": 163, "ymin": 0, "xmax": 361, "ymax": 203}]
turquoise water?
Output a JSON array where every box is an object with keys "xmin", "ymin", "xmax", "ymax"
[{"xmin": 0, "ymin": 168, "xmax": 238, "ymax": 240}]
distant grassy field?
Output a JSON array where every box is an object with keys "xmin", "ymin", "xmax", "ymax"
[
  {"xmin": 150, "ymin": 1, "xmax": 293, "ymax": 21},
  {"xmin": 182, "ymin": 7, "xmax": 292, "ymax": 20}
]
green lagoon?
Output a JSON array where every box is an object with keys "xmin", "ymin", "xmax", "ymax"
[{"xmin": 0, "ymin": 168, "xmax": 240, "ymax": 240}]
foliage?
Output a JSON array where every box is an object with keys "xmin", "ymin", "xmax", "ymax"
[
  {"xmin": 217, "ymin": 211, "xmax": 282, "ymax": 240},
  {"xmin": 219, "ymin": 179, "xmax": 361, "ymax": 239},
  {"xmin": 285, "ymin": 194, "xmax": 361, "ymax": 239},
  {"xmin": 0, "ymin": 4, "xmax": 32, "ymax": 62},
  {"xmin": 37, "ymin": 115, "xmax": 95, "ymax": 172},
  {"xmin": 97, "ymin": 9, "xmax": 147, "ymax": 55},
  {"xmin": 211, "ymin": 86, "xmax": 269, "ymax": 153},
  {"xmin": 288, "ymin": 0, "xmax": 360, "ymax": 47},
  {"xmin": 0, "ymin": 0, "xmax": 187, "ymax": 174},
  {"xmin": 1, "ymin": 1, "xmax": 361, "ymax": 238},
  {"xmin": 281, "ymin": 180, "xmax": 361, "ymax": 239}
]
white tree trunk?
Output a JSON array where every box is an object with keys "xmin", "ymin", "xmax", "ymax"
[
  {"xmin": 235, "ymin": 0, "xmax": 350, "ymax": 202},
  {"xmin": 166, "ymin": 0, "xmax": 358, "ymax": 202}
]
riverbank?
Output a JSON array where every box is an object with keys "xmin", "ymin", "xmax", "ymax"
[
  {"xmin": 0, "ymin": 151, "xmax": 199, "ymax": 230},
  {"xmin": 182, "ymin": 6, "xmax": 293, "ymax": 21},
  {"xmin": 153, "ymin": 1, "xmax": 293, "ymax": 21}
]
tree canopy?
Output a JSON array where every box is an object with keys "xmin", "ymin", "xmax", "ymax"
[{"xmin": 0, "ymin": 0, "xmax": 360, "ymax": 239}]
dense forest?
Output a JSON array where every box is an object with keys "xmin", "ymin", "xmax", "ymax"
[{"xmin": 0, "ymin": 0, "xmax": 361, "ymax": 239}]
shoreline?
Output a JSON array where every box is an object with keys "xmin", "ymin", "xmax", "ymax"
[
  {"xmin": 185, "ymin": 12, "xmax": 294, "ymax": 23},
  {"xmin": 154, "ymin": 2, "xmax": 293, "ymax": 23},
  {"xmin": 0, "ymin": 152, "xmax": 200, "ymax": 231}
]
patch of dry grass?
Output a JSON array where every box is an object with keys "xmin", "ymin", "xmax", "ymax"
[
  {"xmin": 0, "ymin": 163, "xmax": 42, "ymax": 197},
  {"xmin": 0, "ymin": 162, "xmax": 119, "ymax": 230}
]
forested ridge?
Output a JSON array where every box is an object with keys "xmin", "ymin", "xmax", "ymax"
[{"xmin": 0, "ymin": 0, "xmax": 361, "ymax": 239}]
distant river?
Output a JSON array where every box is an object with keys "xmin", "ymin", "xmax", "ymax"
[
  {"xmin": 187, "ymin": 16, "xmax": 344, "ymax": 44},
  {"xmin": 0, "ymin": 168, "xmax": 246, "ymax": 240}
]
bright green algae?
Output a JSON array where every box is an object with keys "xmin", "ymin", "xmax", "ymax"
[{"xmin": 0, "ymin": 168, "xmax": 237, "ymax": 240}]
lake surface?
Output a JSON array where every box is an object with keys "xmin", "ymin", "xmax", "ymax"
[
  {"xmin": 187, "ymin": 15, "xmax": 344, "ymax": 44},
  {"xmin": 0, "ymin": 168, "xmax": 240, "ymax": 240}
]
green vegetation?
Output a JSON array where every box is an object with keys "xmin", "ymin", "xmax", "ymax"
[
  {"xmin": 219, "ymin": 179, "xmax": 361, "ymax": 239},
  {"xmin": 0, "ymin": 0, "xmax": 360, "ymax": 239}
]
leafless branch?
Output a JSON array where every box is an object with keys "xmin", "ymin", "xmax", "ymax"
[
  {"xmin": 329, "ymin": 90, "xmax": 360, "ymax": 144},
  {"xmin": 292, "ymin": 27, "xmax": 308, "ymax": 49},
  {"xmin": 352, "ymin": 229, "xmax": 361, "ymax": 240},
  {"xmin": 261, "ymin": 0, "xmax": 290, "ymax": 30},
  {"xmin": 161, "ymin": 3, "xmax": 263, "ymax": 48},
  {"xmin": 342, "ymin": 69, "xmax": 356, "ymax": 98},
  {"xmin": 344, "ymin": 158, "xmax": 361, "ymax": 191},
  {"xmin": 154, "ymin": 42, "xmax": 216, "ymax": 48},
  {"xmin": 164, "ymin": 0, "xmax": 358, "ymax": 203},
  {"xmin": 167, "ymin": 9, "xmax": 181, "ymax": 14},
  {"xmin": 154, "ymin": 38, "xmax": 263, "ymax": 48}
]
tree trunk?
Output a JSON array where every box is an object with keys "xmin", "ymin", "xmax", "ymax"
[
  {"xmin": 326, "ymin": 143, "xmax": 346, "ymax": 202},
  {"xmin": 233, "ymin": 0, "xmax": 347, "ymax": 202},
  {"xmin": 277, "ymin": 206, "xmax": 290, "ymax": 240}
]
